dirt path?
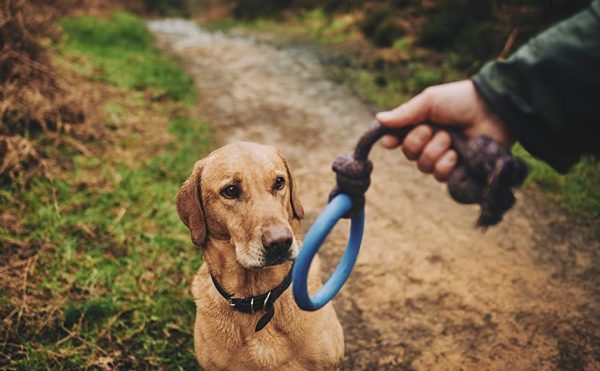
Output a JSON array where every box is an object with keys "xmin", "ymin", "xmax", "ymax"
[{"xmin": 149, "ymin": 20, "xmax": 599, "ymax": 370}]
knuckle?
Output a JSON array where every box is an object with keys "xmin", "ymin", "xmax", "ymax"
[
  {"xmin": 433, "ymin": 170, "xmax": 446, "ymax": 182},
  {"xmin": 404, "ymin": 135, "xmax": 419, "ymax": 149},
  {"xmin": 445, "ymin": 150, "xmax": 458, "ymax": 165},
  {"xmin": 417, "ymin": 157, "xmax": 433, "ymax": 174},
  {"xmin": 420, "ymin": 148, "xmax": 436, "ymax": 164},
  {"xmin": 434, "ymin": 171, "xmax": 450, "ymax": 182},
  {"xmin": 405, "ymin": 130, "xmax": 424, "ymax": 147},
  {"xmin": 402, "ymin": 144, "xmax": 419, "ymax": 160},
  {"xmin": 435, "ymin": 131, "xmax": 451, "ymax": 146},
  {"xmin": 416, "ymin": 124, "xmax": 433, "ymax": 138},
  {"xmin": 434, "ymin": 160, "xmax": 450, "ymax": 175},
  {"xmin": 433, "ymin": 151, "xmax": 457, "ymax": 179},
  {"xmin": 421, "ymin": 87, "xmax": 434, "ymax": 100}
]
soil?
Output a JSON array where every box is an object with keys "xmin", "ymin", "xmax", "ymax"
[{"xmin": 149, "ymin": 20, "xmax": 599, "ymax": 370}]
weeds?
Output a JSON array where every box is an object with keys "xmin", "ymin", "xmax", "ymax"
[{"xmin": 1, "ymin": 12, "xmax": 210, "ymax": 368}]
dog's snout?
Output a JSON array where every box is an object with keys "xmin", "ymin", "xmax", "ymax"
[
  {"xmin": 262, "ymin": 225, "xmax": 293, "ymax": 266},
  {"xmin": 262, "ymin": 225, "xmax": 293, "ymax": 251}
]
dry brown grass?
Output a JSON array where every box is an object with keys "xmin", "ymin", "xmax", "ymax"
[{"xmin": 0, "ymin": 0, "xmax": 103, "ymax": 184}]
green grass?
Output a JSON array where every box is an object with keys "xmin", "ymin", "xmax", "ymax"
[
  {"xmin": 202, "ymin": 9, "xmax": 356, "ymax": 45},
  {"xmin": 513, "ymin": 145, "xmax": 600, "ymax": 221},
  {"xmin": 59, "ymin": 11, "xmax": 196, "ymax": 103},
  {"xmin": 1, "ymin": 11, "xmax": 211, "ymax": 369}
]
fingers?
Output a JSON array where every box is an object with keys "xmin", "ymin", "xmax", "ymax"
[
  {"xmin": 396, "ymin": 127, "xmax": 458, "ymax": 182},
  {"xmin": 380, "ymin": 135, "xmax": 400, "ymax": 149},
  {"xmin": 417, "ymin": 131, "xmax": 452, "ymax": 173},
  {"xmin": 433, "ymin": 150, "xmax": 457, "ymax": 182},
  {"xmin": 375, "ymin": 79, "xmax": 509, "ymax": 183},
  {"xmin": 376, "ymin": 90, "xmax": 431, "ymax": 127},
  {"xmin": 402, "ymin": 125, "xmax": 432, "ymax": 160}
]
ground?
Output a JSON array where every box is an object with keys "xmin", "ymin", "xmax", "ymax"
[{"xmin": 147, "ymin": 20, "xmax": 599, "ymax": 370}]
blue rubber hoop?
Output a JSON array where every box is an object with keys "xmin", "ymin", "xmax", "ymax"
[{"xmin": 292, "ymin": 194, "xmax": 365, "ymax": 311}]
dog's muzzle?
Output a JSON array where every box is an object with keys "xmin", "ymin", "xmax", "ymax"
[{"xmin": 262, "ymin": 225, "xmax": 293, "ymax": 266}]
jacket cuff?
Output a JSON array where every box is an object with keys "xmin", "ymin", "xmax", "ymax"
[{"xmin": 471, "ymin": 67, "xmax": 578, "ymax": 173}]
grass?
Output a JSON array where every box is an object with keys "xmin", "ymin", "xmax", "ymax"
[
  {"xmin": 203, "ymin": 9, "xmax": 358, "ymax": 45},
  {"xmin": 513, "ymin": 145, "xmax": 600, "ymax": 223},
  {"xmin": 59, "ymin": 12, "xmax": 196, "ymax": 104},
  {"xmin": 0, "ymin": 12, "xmax": 211, "ymax": 369}
]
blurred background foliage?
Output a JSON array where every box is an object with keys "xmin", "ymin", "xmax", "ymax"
[{"xmin": 219, "ymin": 0, "xmax": 591, "ymax": 63}]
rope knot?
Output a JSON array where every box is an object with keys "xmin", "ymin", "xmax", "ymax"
[
  {"xmin": 447, "ymin": 135, "xmax": 528, "ymax": 228},
  {"xmin": 329, "ymin": 153, "xmax": 373, "ymax": 217}
]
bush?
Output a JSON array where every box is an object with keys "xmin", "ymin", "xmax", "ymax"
[
  {"xmin": 142, "ymin": 0, "xmax": 210, "ymax": 16},
  {"xmin": 418, "ymin": 0, "xmax": 494, "ymax": 50},
  {"xmin": 417, "ymin": 0, "xmax": 500, "ymax": 66},
  {"xmin": 143, "ymin": 0, "xmax": 189, "ymax": 15},
  {"xmin": 360, "ymin": 5, "xmax": 406, "ymax": 47},
  {"xmin": 323, "ymin": 0, "xmax": 353, "ymax": 14},
  {"xmin": 457, "ymin": 22, "xmax": 502, "ymax": 63},
  {"xmin": 409, "ymin": 64, "xmax": 444, "ymax": 93},
  {"xmin": 232, "ymin": 0, "xmax": 294, "ymax": 19}
]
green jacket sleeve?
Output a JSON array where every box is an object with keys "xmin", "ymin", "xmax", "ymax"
[{"xmin": 471, "ymin": 0, "xmax": 600, "ymax": 173}]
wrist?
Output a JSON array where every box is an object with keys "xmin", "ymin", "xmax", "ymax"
[{"xmin": 469, "ymin": 78, "xmax": 514, "ymax": 148}]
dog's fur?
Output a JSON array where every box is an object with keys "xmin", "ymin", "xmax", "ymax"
[{"xmin": 177, "ymin": 142, "xmax": 344, "ymax": 370}]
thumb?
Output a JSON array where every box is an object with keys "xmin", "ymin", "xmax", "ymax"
[{"xmin": 376, "ymin": 91, "xmax": 431, "ymax": 128}]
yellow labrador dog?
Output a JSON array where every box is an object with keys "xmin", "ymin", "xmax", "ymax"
[{"xmin": 176, "ymin": 142, "xmax": 344, "ymax": 370}]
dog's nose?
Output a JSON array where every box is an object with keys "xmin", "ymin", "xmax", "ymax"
[{"xmin": 262, "ymin": 225, "xmax": 293, "ymax": 256}]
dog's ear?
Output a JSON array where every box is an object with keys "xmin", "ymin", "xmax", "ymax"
[
  {"xmin": 176, "ymin": 160, "xmax": 207, "ymax": 246},
  {"xmin": 278, "ymin": 150, "xmax": 304, "ymax": 220}
]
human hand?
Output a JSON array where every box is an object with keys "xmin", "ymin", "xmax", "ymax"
[{"xmin": 376, "ymin": 80, "xmax": 512, "ymax": 182}]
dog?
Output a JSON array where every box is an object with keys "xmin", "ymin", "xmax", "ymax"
[{"xmin": 176, "ymin": 142, "xmax": 344, "ymax": 370}]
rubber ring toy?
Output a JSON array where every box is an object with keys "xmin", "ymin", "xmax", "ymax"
[
  {"xmin": 292, "ymin": 194, "xmax": 365, "ymax": 311},
  {"xmin": 292, "ymin": 122, "xmax": 527, "ymax": 311}
]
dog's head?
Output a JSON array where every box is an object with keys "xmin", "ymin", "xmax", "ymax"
[{"xmin": 176, "ymin": 142, "xmax": 304, "ymax": 269}]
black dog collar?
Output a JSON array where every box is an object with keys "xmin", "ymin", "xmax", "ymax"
[{"xmin": 210, "ymin": 264, "xmax": 293, "ymax": 332}]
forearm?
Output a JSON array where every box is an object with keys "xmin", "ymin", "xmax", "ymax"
[{"xmin": 472, "ymin": 0, "xmax": 600, "ymax": 172}]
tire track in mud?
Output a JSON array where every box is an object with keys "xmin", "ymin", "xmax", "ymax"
[{"xmin": 149, "ymin": 20, "xmax": 599, "ymax": 370}]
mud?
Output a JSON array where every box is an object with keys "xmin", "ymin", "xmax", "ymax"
[{"xmin": 148, "ymin": 20, "xmax": 599, "ymax": 370}]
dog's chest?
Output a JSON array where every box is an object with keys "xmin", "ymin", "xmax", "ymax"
[
  {"xmin": 244, "ymin": 328, "xmax": 293, "ymax": 366},
  {"xmin": 204, "ymin": 320, "xmax": 297, "ymax": 369}
]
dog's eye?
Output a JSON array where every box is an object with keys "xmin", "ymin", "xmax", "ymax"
[
  {"xmin": 274, "ymin": 176, "xmax": 285, "ymax": 190},
  {"xmin": 220, "ymin": 185, "xmax": 241, "ymax": 199}
]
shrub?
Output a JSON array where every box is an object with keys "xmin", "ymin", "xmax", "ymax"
[
  {"xmin": 409, "ymin": 64, "xmax": 444, "ymax": 93},
  {"xmin": 232, "ymin": 0, "xmax": 294, "ymax": 20},
  {"xmin": 143, "ymin": 0, "xmax": 189, "ymax": 15},
  {"xmin": 360, "ymin": 5, "xmax": 406, "ymax": 47},
  {"xmin": 418, "ymin": 0, "xmax": 494, "ymax": 50},
  {"xmin": 456, "ymin": 21, "xmax": 502, "ymax": 63}
]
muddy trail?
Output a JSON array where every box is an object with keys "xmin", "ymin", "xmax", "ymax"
[{"xmin": 149, "ymin": 20, "xmax": 599, "ymax": 370}]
